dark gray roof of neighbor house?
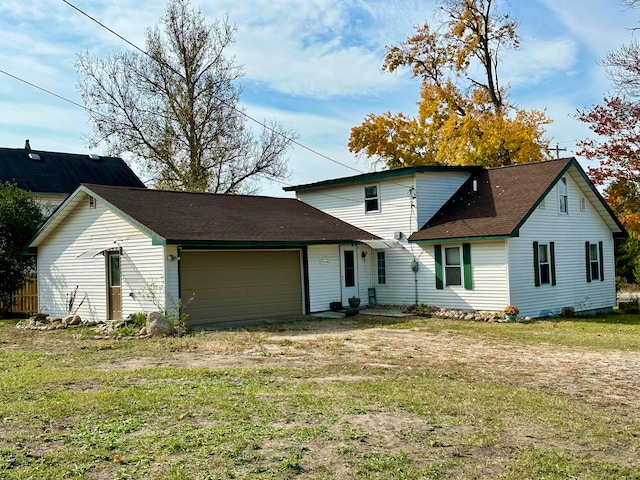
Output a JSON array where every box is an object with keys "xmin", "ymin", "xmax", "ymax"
[
  {"xmin": 72, "ymin": 184, "xmax": 380, "ymax": 245},
  {"xmin": 0, "ymin": 145, "xmax": 145, "ymax": 194},
  {"xmin": 409, "ymin": 157, "xmax": 625, "ymax": 242}
]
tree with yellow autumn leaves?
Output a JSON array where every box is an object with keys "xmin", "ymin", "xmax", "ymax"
[{"xmin": 349, "ymin": 0, "xmax": 551, "ymax": 168}]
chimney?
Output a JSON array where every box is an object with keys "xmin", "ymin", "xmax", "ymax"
[{"xmin": 25, "ymin": 139, "xmax": 31, "ymax": 151}]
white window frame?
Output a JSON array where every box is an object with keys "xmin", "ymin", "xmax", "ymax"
[
  {"xmin": 590, "ymin": 243, "xmax": 600, "ymax": 281},
  {"xmin": 538, "ymin": 244, "xmax": 551, "ymax": 285},
  {"xmin": 364, "ymin": 184, "xmax": 380, "ymax": 213},
  {"xmin": 558, "ymin": 177, "xmax": 568, "ymax": 214},
  {"xmin": 444, "ymin": 245, "xmax": 462, "ymax": 287}
]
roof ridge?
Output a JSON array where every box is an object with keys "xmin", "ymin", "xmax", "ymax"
[{"xmin": 487, "ymin": 157, "xmax": 573, "ymax": 171}]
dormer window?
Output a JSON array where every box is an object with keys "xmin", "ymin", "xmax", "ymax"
[
  {"xmin": 558, "ymin": 178, "xmax": 568, "ymax": 214},
  {"xmin": 364, "ymin": 185, "xmax": 379, "ymax": 213}
]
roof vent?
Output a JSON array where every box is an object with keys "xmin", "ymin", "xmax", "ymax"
[
  {"xmin": 88, "ymin": 153, "xmax": 100, "ymax": 160},
  {"xmin": 28, "ymin": 153, "xmax": 41, "ymax": 161}
]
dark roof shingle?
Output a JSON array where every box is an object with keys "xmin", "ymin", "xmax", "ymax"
[
  {"xmin": 0, "ymin": 147, "xmax": 145, "ymax": 193},
  {"xmin": 409, "ymin": 158, "xmax": 575, "ymax": 241},
  {"xmin": 84, "ymin": 184, "xmax": 379, "ymax": 244}
]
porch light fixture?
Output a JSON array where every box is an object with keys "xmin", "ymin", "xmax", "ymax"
[{"xmin": 167, "ymin": 254, "xmax": 180, "ymax": 261}]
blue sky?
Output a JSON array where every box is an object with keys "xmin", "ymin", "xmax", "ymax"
[{"xmin": 0, "ymin": 0, "xmax": 636, "ymax": 197}]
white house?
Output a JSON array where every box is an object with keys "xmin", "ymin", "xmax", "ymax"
[
  {"xmin": 28, "ymin": 158, "xmax": 625, "ymax": 326},
  {"xmin": 285, "ymin": 158, "xmax": 625, "ymax": 318},
  {"xmin": 28, "ymin": 184, "xmax": 380, "ymax": 328}
]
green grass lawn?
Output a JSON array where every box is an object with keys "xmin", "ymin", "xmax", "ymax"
[{"xmin": 0, "ymin": 313, "xmax": 639, "ymax": 479}]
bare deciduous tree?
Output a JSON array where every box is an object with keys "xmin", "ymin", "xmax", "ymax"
[{"xmin": 76, "ymin": 0, "xmax": 296, "ymax": 193}]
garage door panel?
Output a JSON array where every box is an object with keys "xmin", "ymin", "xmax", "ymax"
[{"xmin": 181, "ymin": 250, "xmax": 303, "ymax": 326}]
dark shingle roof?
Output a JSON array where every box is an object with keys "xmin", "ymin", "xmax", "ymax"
[
  {"xmin": 0, "ymin": 147, "xmax": 145, "ymax": 193},
  {"xmin": 409, "ymin": 158, "xmax": 621, "ymax": 242},
  {"xmin": 83, "ymin": 184, "xmax": 379, "ymax": 244}
]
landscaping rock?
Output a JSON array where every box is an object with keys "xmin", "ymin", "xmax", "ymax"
[
  {"xmin": 146, "ymin": 311, "xmax": 173, "ymax": 337},
  {"xmin": 64, "ymin": 314, "xmax": 82, "ymax": 326}
]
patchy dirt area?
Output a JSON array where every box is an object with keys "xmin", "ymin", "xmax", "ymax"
[{"xmin": 103, "ymin": 317, "xmax": 640, "ymax": 419}]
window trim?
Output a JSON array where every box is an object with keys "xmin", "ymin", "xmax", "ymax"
[
  {"xmin": 585, "ymin": 241, "xmax": 604, "ymax": 282},
  {"xmin": 444, "ymin": 246, "xmax": 462, "ymax": 287},
  {"xmin": 376, "ymin": 251, "xmax": 386, "ymax": 285},
  {"xmin": 558, "ymin": 177, "xmax": 568, "ymax": 214},
  {"xmin": 434, "ymin": 243, "xmax": 472, "ymax": 290},
  {"xmin": 364, "ymin": 184, "xmax": 380, "ymax": 213},
  {"xmin": 533, "ymin": 241, "xmax": 556, "ymax": 287}
]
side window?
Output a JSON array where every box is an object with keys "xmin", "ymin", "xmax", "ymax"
[
  {"xmin": 558, "ymin": 178, "xmax": 568, "ymax": 214},
  {"xmin": 444, "ymin": 246, "xmax": 462, "ymax": 286},
  {"xmin": 364, "ymin": 185, "xmax": 379, "ymax": 213},
  {"xmin": 533, "ymin": 241, "xmax": 556, "ymax": 287},
  {"xmin": 435, "ymin": 244, "xmax": 472, "ymax": 290},
  {"xmin": 377, "ymin": 251, "xmax": 386, "ymax": 285},
  {"xmin": 538, "ymin": 244, "xmax": 550, "ymax": 284},
  {"xmin": 585, "ymin": 241, "xmax": 604, "ymax": 282}
]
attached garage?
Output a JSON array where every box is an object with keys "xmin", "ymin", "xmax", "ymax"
[
  {"xmin": 29, "ymin": 184, "xmax": 379, "ymax": 326},
  {"xmin": 181, "ymin": 250, "xmax": 304, "ymax": 326}
]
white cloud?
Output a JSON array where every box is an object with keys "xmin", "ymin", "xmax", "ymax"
[{"xmin": 501, "ymin": 37, "xmax": 578, "ymax": 87}]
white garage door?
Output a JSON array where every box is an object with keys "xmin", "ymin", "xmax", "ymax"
[{"xmin": 180, "ymin": 250, "xmax": 303, "ymax": 326}]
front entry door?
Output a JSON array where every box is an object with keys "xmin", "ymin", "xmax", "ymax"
[
  {"xmin": 107, "ymin": 253, "xmax": 122, "ymax": 320},
  {"xmin": 340, "ymin": 245, "xmax": 358, "ymax": 306}
]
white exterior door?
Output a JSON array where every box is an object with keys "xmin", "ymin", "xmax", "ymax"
[{"xmin": 340, "ymin": 245, "xmax": 358, "ymax": 305}]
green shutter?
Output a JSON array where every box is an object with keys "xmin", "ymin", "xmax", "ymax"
[
  {"xmin": 533, "ymin": 241, "xmax": 540, "ymax": 287},
  {"xmin": 434, "ymin": 244, "xmax": 443, "ymax": 290},
  {"xmin": 463, "ymin": 243, "xmax": 472, "ymax": 290},
  {"xmin": 599, "ymin": 241, "xmax": 604, "ymax": 281},
  {"xmin": 550, "ymin": 241, "xmax": 556, "ymax": 286},
  {"xmin": 585, "ymin": 241, "xmax": 591, "ymax": 283}
]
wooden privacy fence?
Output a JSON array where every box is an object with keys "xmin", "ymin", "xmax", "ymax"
[{"xmin": 3, "ymin": 276, "xmax": 38, "ymax": 314}]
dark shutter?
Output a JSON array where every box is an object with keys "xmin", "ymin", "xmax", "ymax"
[
  {"xmin": 585, "ymin": 241, "xmax": 591, "ymax": 283},
  {"xmin": 463, "ymin": 243, "xmax": 472, "ymax": 290},
  {"xmin": 533, "ymin": 241, "xmax": 540, "ymax": 287},
  {"xmin": 599, "ymin": 241, "xmax": 604, "ymax": 281},
  {"xmin": 434, "ymin": 244, "xmax": 443, "ymax": 290},
  {"xmin": 550, "ymin": 242, "xmax": 556, "ymax": 286}
]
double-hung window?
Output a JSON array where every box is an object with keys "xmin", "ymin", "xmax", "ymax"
[
  {"xmin": 364, "ymin": 185, "xmax": 379, "ymax": 213},
  {"xmin": 585, "ymin": 241, "xmax": 604, "ymax": 282},
  {"xmin": 377, "ymin": 251, "xmax": 386, "ymax": 285},
  {"xmin": 533, "ymin": 241, "xmax": 556, "ymax": 286},
  {"xmin": 434, "ymin": 244, "xmax": 472, "ymax": 290},
  {"xmin": 445, "ymin": 247, "xmax": 462, "ymax": 286}
]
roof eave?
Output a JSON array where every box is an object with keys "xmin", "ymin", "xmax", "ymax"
[{"xmin": 408, "ymin": 233, "xmax": 514, "ymax": 244}]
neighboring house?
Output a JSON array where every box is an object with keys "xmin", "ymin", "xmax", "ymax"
[
  {"xmin": 1, "ymin": 143, "xmax": 145, "ymax": 314},
  {"xmin": 28, "ymin": 184, "xmax": 379, "ymax": 328},
  {"xmin": 285, "ymin": 158, "xmax": 626, "ymax": 318},
  {"xmin": 0, "ymin": 143, "xmax": 145, "ymax": 208}
]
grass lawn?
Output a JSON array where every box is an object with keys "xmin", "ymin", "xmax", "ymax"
[{"xmin": 0, "ymin": 312, "xmax": 639, "ymax": 479}]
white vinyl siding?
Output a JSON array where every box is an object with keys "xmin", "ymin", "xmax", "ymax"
[
  {"xmin": 307, "ymin": 244, "xmax": 342, "ymax": 312},
  {"xmin": 420, "ymin": 240, "xmax": 509, "ymax": 311},
  {"xmin": 414, "ymin": 171, "xmax": 471, "ymax": 227},
  {"xmin": 37, "ymin": 195, "xmax": 166, "ymax": 321},
  {"xmin": 296, "ymin": 177, "xmax": 416, "ymax": 240},
  {"xmin": 509, "ymin": 173, "xmax": 616, "ymax": 317}
]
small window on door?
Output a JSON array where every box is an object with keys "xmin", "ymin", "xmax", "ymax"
[
  {"xmin": 377, "ymin": 251, "xmax": 386, "ymax": 285},
  {"xmin": 364, "ymin": 185, "xmax": 380, "ymax": 213}
]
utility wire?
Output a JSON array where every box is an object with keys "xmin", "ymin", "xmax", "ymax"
[{"xmin": 60, "ymin": 0, "xmax": 364, "ymax": 175}]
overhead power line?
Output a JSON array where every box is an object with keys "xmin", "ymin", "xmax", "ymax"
[{"xmin": 59, "ymin": 0, "xmax": 364, "ymax": 175}]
